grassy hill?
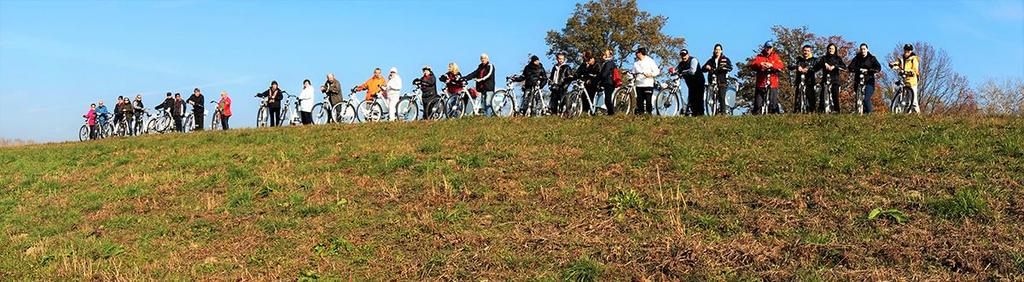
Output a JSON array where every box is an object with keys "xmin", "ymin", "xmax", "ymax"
[{"xmin": 1, "ymin": 115, "xmax": 1022, "ymax": 280}]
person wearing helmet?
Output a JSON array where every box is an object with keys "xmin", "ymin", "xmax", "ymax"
[
  {"xmin": 675, "ymin": 49, "xmax": 705, "ymax": 116},
  {"xmin": 749, "ymin": 41, "xmax": 785, "ymax": 115},
  {"xmin": 889, "ymin": 44, "xmax": 921, "ymax": 113}
]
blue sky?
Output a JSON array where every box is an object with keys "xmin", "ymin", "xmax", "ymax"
[{"xmin": 1, "ymin": 0, "xmax": 1021, "ymax": 142}]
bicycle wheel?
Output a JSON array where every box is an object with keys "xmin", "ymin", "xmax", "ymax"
[
  {"xmin": 357, "ymin": 100, "xmax": 384, "ymax": 122},
  {"xmin": 491, "ymin": 90, "xmax": 515, "ymax": 117},
  {"xmin": 563, "ymin": 90, "xmax": 584, "ymax": 118},
  {"xmin": 613, "ymin": 88, "xmax": 633, "ymax": 115},
  {"xmin": 210, "ymin": 112, "xmax": 221, "ymax": 130},
  {"xmin": 183, "ymin": 114, "xmax": 194, "ymax": 132},
  {"xmin": 79, "ymin": 125, "xmax": 90, "ymax": 141},
  {"xmin": 332, "ymin": 103, "xmax": 357, "ymax": 124},
  {"xmin": 256, "ymin": 107, "xmax": 268, "ymax": 127},
  {"xmin": 653, "ymin": 90, "xmax": 680, "ymax": 116},
  {"xmin": 445, "ymin": 95, "xmax": 465, "ymax": 118},
  {"xmin": 312, "ymin": 103, "xmax": 327, "ymax": 124},
  {"xmin": 395, "ymin": 98, "xmax": 419, "ymax": 121},
  {"xmin": 426, "ymin": 99, "xmax": 447, "ymax": 120},
  {"xmin": 100, "ymin": 123, "xmax": 114, "ymax": 138}
]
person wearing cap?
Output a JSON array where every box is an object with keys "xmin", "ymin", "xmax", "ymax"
[
  {"xmin": 632, "ymin": 47, "xmax": 660, "ymax": 115},
  {"xmin": 516, "ymin": 55, "xmax": 547, "ymax": 115},
  {"xmin": 385, "ymin": 67, "xmax": 403, "ymax": 121},
  {"xmin": 816, "ymin": 43, "xmax": 846, "ymax": 113},
  {"xmin": 576, "ymin": 51, "xmax": 601, "ymax": 114},
  {"xmin": 154, "ymin": 92, "xmax": 174, "ymax": 114},
  {"xmin": 788, "ymin": 45, "xmax": 819, "ymax": 113},
  {"xmin": 675, "ymin": 49, "xmax": 705, "ymax": 116},
  {"xmin": 258, "ymin": 81, "xmax": 284, "ymax": 126},
  {"xmin": 414, "ymin": 66, "xmax": 439, "ymax": 119},
  {"xmin": 847, "ymin": 43, "xmax": 882, "ymax": 113},
  {"xmin": 703, "ymin": 44, "xmax": 733, "ymax": 115},
  {"xmin": 187, "ymin": 88, "xmax": 204, "ymax": 130},
  {"xmin": 298, "ymin": 79, "xmax": 315, "ymax": 125},
  {"xmin": 320, "ymin": 73, "xmax": 343, "ymax": 122},
  {"xmin": 889, "ymin": 44, "xmax": 921, "ymax": 113},
  {"xmin": 353, "ymin": 68, "xmax": 387, "ymax": 103},
  {"xmin": 463, "ymin": 53, "xmax": 496, "ymax": 115},
  {"xmin": 749, "ymin": 41, "xmax": 786, "ymax": 115},
  {"xmin": 549, "ymin": 52, "xmax": 573, "ymax": 114}
]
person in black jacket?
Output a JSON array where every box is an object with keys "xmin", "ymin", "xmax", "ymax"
[
  {"xmin": 258, "ymin": 81, "xmax": 284, "ymax": 126},
  {"xmin": 788, "ymin": 45, "xmax": 818, "ymax": 113},
  {"xmin": 847, "ymin": 43, "xmax": 882, "ymax": 113},
  {"xmin": 513, "ymin": 55, "xmax": 547, "ymax": 115},
  {"xmin": 703, "ymin": 44, "xmax": 733, "ymax": 115},
  {"xmin": 154, "ymin": 92, "xmax": 173, "ymax": 113},
  {"xmin": 131, "ymin": 95, "xmax": 145, "ymax": 135},
  {"xmin": 463, "ymin": 54, "xmax": 496, "ymax": 115},
  {"xmin": 187, "ymin": 88, "xmax": 204, "ymax": 131},
  {"xmin": 171, "ymin": 93, "xmax": 186, "ymax": 132},
  {"xmin": 598, "ymin": 49, "xmax": 618, "ymax": 115},
  {"xmin": 816, "ymin": 43, "xmax": 846, "ymax": 113},
  {"xmin": 548, "ymin": 53, "xmax": 573, "ymax": 114},
  {"xmin": 414, "ymin": 66, "xmax": 439, "ymax": 119},
  {"xmin": 676, "ymin": 49, "xmax": 706, "ymax": 116},
  {"xmin": 576, "ymin": 51, "xmax": 600, "ymax": 114}
]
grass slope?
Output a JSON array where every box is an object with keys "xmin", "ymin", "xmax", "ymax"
[{"xmin": 1, "ymin": 115, "xmax": 1022, "ymax": 280}]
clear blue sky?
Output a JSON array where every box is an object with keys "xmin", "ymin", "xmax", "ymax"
[{"xmin": 1, "ymin": 0, "xmax": 1021, "ymax": 142}]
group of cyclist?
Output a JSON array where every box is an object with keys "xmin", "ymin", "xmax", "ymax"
[{"xmin": 81, "ymin": 41, "xmax": 922, "ymax": 140}]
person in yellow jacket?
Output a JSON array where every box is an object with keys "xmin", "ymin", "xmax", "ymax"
[
  {"xmin": 353, "ymin": 68, "xmax": 387, "ymax": 102},
  {"xmin": 889, "ymin": 44, "xmax": 921, "ymax": 113}
]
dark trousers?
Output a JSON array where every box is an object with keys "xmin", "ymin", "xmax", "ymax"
[
  {"xmin": 549, "ymin": 87, "xmax": 566, "ymax": 114},
  {"xmin": 687, "ymin": 82, "xmax": 705, "ymax": 116},
  {"xmin": 300, "ymin": 111, "xmax": 313, "ymax": 125},
  {"xmin": 713, "ymin": 83, "xmax": 728, "ymax": 114},
  {"xmin": 636, "ymin": 86, "xmax": 654, "ymax": 115},
  {"xmin": 174, "ymin": 116, "xmax": 184, "ymax": 132},
  {"xmin": 193, "ymin": 110, "xmax": 204, "ymax": 130},
  {"xmin": 269, "ymin": 107, "xmax": 281, "ymax": 126},
  {"xmin": 819, "ymin": 81, "xmax": 841, "ymax": 113},
  {"xmin": 602, "ymin": 85, "xmax": 615, "ymax": 115},
  {"xmin": 793, "ymin": 81, "xmax": 816, "ymax": 113},
  {"xmin": 125, "ymin": 117, "xmax": 135, "ymax": 135},
  {"xmin": 864, "ymin": 84, "xmax": 876, "ymax": 113},
  {"xmin": 89, "ymin": 125, "xmax": 98, "ymax": 139},
  {"xmin": 754, "ymin": 88, "xmax": 781, "ymax": 115},
  {"xmin": 221, "ymin": 115, "xmax": 230, "ymax": 130}
]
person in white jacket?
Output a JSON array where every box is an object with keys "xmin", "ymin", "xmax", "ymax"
[
  {"xmin": 386, "ymin": 67, "xmax": 403, "ymax": 121},
  {"xmin": 632, "ymin": 47, "xmax": 660, "ymax": 115},
  {"xmin": 298, "ymin": 79, "xmax": 315, "ymax": 125}
]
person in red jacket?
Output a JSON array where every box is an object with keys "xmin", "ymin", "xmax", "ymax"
[
  {"xmin": 218, "ymin": 91, "xmax": 232, "ymax": 130},
  {"xmin": 749, "ymin": 41, "xmax": 785, "ymax": 115}
]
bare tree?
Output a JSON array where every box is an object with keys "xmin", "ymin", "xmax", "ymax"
[
  {"xmin": 880, "ymin": 42, "xmax": 974, "ymax": 114},
  {"xmin": 977, "ymin": 78, "xmax": 1024, "ymax": 115}
]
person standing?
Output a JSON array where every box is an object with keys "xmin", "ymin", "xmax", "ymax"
[
  {"xmin": 187, "ymin": 88, "xmax": 205, "ymax": 130},
  {"xmin": 415, "ymin": 66, "xmax": 439, "ymax": 119},
  {"xmin": 548, "ymin": 53, "xmax": 573, "ymax": 114},
  {"xmin": 298, "ymin": 79, "xmax": 315, "ymax": 125},
  {"xmin": 816, "ymin": 43, "xmax": 846, "ymax": 113},
  {"xmin": 517, "ymin": 55, "xmax": 547, "ymax": 115},
  {"xmin": 749, "ymin": 42, "xmax": 786, "ymax": 115},
  {"xmin": 172, "ymin": 93, "xmax": 186, "ymax": 132},
  {"xmin": 353, "ymin": 68, "xmax": 387, "ymax": 102},
  {"xmin": 676, "ymin": 49, "xmax": 705, "ymax": 116},
  {"xmin": 848, "ymin": 43, "xmax": 882, "ymax": 113},
  {"xmin": 219, "ymin": 91, "xmax": 232, "ymax": 130},
  {"xmin": 83, "ymin": 103, "xmax": 97, "ymax": 140},
  {"xmin": 385, "ymin": 67, "xmax": 403, "ymax": 121},
  {"xmin": 598, "ymin": 49, "xmax": 618, "ymax": 115},
  {"xmin": 632, "ymin": 47, "xmax": 660, "ymax": 115},
  {"xmin": 132, "ymin": 95, "xmax": 145, "ymax": 135},
  {"xmin": 788, "ymin": 45, "xmax": 818, "ymax": 113},
  {"xmin": 259, "ymin": 81, "xmax": 284, "ymax": 126},
  {"xmin": 889, "ymin": 44, "xmax": 921, "ymax": 113},
  {"xmin": 703, "ymin": 44, "xmax": 733, "ymax": 115},
  {"xmin": 576, "ymin": 51, "xmax": 600, "ymax": 114},
  {"xmin": 463, "ymin": 53, "xmax": 496, "ymax": 115},
  {"xmin": 321, "ymin": 73, "xmax": 343, "ymax": 114}
]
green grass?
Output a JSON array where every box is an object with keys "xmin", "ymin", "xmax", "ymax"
[{"xmin": 1, "ymin": 115, "xmax": 1022, "ymax": 280}]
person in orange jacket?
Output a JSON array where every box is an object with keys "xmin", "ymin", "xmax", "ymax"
[
  {"xmin": 749, "ymin": 41, "xmax": 786, "ymax": 115},
  {"xmin": 353, "ymin": 68, "xmax": 387, "ymax": 102}
]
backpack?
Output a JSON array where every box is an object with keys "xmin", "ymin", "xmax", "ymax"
[{"xmin": 612, "ymin": 68, "xmax": 623, "ymax": 88}]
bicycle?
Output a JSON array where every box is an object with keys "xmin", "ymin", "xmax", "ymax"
[
  {"xmin": 817, "ymin": 71, "xmax": 840, "ymax": 114},
  {"xmin": 792, "ymin": 72, "xmax": 811, "ymax": 114},
  {"xmin": 333, "ymin": 95, "xmax": 359, "ymax": 123},
  {"xmin": 394, "ymin": 82, "xmax": 424, "ymax": 122},
  {"xmin": 288, "ymin": 93, "xmax": 304, "ymax": 125},
  {"xmin": 612, "ymin": 72, "xmax": 636, "ymax": 115},
  {"xmin": 111, "ymin": 114, "xmax": 132, "ymax": 137},
  {"xmin": 146, "ymin": 109, "xmax": 173, "ymax": 134},
  {"xmin": 517, "ymin": 84, "xmax": 546, "ymax": 117},
  {"xmin": 209, "ymin": 101, "xmax": 223, "ymax": 131},
  {"xmin": 79, "ymin": 117, "xmax": 94, "ymax": 141},
  {"xmin": 889, "ymin": 70, "xmax": 916, "ymax": 114},
  {"xmin": 852, "ymin": 71, "xmax": 867, "ymax": 115},
  {"xmin": 491, "ymin": 75, "xmax": 521, "ymax": 117},
  {"xmin": 255, "ymin": 90, "xmax": 291, "ymax": 127},
  {"xmin": 355, "ymin": 88, "xmax": 388, "ymax": 122},
  {"xmin": 441, "ymin": 80, "xmax": 480, "ymax": 119},
  {"xmin": 312, "ymin": 93, "xmax": 337, "ymax": 124},
  {"xmin": 705, "ymin": 73, "xmax": 722, "ymax": 116},
  {"xmin": 653, "ymin": 74, "xmax": 683, "ymax": 116},
  {"xmin": 758, "ymin": 71, "xmax": 784, "ymax": 115},
  {"xmin": 133, "ymin": 109, "xmax": 150, "ymax": 135}
]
